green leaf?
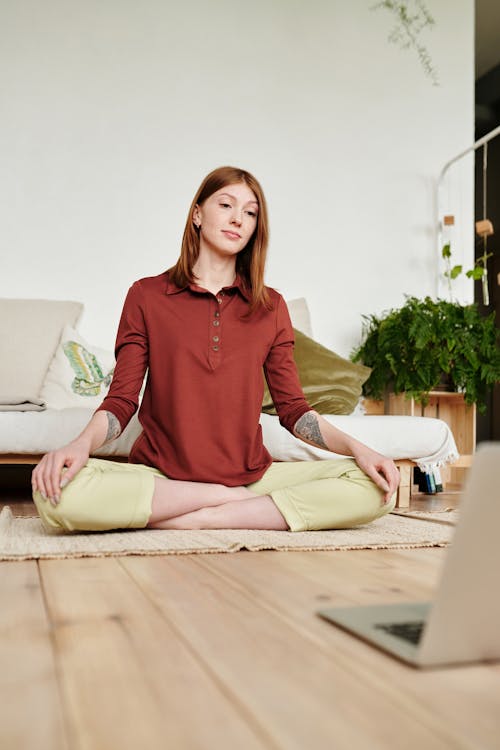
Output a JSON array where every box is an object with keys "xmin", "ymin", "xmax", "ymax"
[
  {"xmin": 350, "ymin": 295, "xmax": 500, "ymax": 412},
  {"xmin": 466, "ymin": 267, "xmax": 485, "ymax": 280},
  {"xmin": 441, "ymin": 243, "xmax": 451, "ymax": 259},
  {"xmin": 450, "ymin": 265, "xmax": 462, "ymax": 279}
]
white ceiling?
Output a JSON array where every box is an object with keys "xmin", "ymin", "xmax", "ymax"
[{"xmin": 476, "ymin": 0, "xmax": 500, "ymax": 78}]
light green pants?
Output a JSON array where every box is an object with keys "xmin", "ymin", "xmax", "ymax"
[{"xmin": 33, "ymin": 457, "xmax": 395, "ymax": 533}]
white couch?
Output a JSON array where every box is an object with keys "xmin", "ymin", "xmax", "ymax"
[{"xmin": 0, "ymin": 297, "xmax": 459, "ymax": 507}]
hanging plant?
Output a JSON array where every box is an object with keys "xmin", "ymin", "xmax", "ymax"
[
  {"xmin": 372, "ymin": 0, "xmax": 439, "ymax": 86},
  {"xmin": 442, "ymin": 235, "xmax": 493, "ymax": 303}
]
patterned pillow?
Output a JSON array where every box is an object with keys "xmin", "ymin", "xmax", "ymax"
[{"xmin": 40, "ymin": 325, "xmax": 115, "ymax": 410}]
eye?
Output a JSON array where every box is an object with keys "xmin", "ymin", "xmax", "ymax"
[
  {"xmin": 246, "ymin": 210, "xmax": 257, "ymax": 218},
  {"xmin": 219, "ymin": 202, "xmax": 231, "ymax": 209}
]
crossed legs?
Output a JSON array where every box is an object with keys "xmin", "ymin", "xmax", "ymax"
[
  {"xmin": 146, "ymin": 458, "xmax": 392, "ymax": 531},
  {"xmin": 33, "ymin": 458, "xmax": 391, "ymax": 533},
  {"xmin": 147, "ymin": 478, "xmax": 288, "ymax": 530}
]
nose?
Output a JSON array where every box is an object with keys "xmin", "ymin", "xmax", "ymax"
[{"xmin": 231, "ymin": 208, "xmax": 242, "ymax": 226}]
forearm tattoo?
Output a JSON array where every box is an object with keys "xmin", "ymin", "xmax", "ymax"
[
  {"xmin": 104, "ymin": 411, "xmax": 122, "ymax": 443},
  {"xmin": 294, "ymin": 411, "xmax": 328, "ymax": 450}
]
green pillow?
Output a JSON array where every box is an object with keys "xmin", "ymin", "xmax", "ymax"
[{"xmin": 262, "ymin": 328, "xmax": 371, "ymax": 415}]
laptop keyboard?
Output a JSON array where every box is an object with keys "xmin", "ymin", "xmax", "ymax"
[{"xmin": 374, "ymin": 620, "xmax": 424, "ymax": 645}]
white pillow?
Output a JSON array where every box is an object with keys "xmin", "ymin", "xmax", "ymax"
[
  {"xmin": 286, "ymin": 297, "xmax": 313, "ymax": 337},
  {"xmin": 0, "ymin": 298, "xmax": 83, "ymax": 403},
  {"xmin": 40, "ymin": 325, "xmax": 115, "ymax": 410}
]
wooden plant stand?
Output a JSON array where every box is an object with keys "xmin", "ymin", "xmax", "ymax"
[{"xmin": 364, "ymin": 392, "xmax": 475, "ymax": 508}]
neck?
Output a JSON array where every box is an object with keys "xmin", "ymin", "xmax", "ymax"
[{"xmin": 193, "ymin": 251, "xmax": 237, "ymax": 293}]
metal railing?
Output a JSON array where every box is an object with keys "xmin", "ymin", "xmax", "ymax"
[{"xmin": 437, "ymin": 123, "xmax": 500, "ymax": 300}]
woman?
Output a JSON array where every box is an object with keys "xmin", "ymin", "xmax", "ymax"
[{"xmin": 32, "ymin": 166, "xmax": 399, "ymax": 533}]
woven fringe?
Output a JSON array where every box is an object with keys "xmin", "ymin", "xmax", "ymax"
[{"xmin": 415, "ymin": 450, "xmax": 460, "ymax": 473}]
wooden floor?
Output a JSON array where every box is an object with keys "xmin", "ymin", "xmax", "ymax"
[{"xmin": 1, "ymin": 481, "xmax": 499, "ymax": 750}]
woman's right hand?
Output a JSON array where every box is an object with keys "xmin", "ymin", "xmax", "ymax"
[{"xmin": 32, "ymin": 441, "xmax": 90, "ymax": 506}]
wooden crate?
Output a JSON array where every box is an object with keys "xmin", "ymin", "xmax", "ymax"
[{"xmin": 364, "ymin": 392, "xmax": 475, "ymax": 492}]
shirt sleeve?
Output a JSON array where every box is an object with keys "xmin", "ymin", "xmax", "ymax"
[
  {"xmin": 263, "ymin": 295, "xmax": 311, "ymax": 434},
  {"xmin": 94, "ymin": 281, "xmax": 149, "ymax": 431}
]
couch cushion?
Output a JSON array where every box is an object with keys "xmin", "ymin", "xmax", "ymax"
[
  {"xmin": 0, "ymin": 409, "xmax": 458, "ymax": 471},
  {"xmin": 40, "ymin": 325, "xmax": 115, "ymax": 410},
  {"xmin": 286, "ymin": 297, "xmax": 313, "ymax": 337},
  {"xmin": 263, "ymin": 328, "xmax": 371, "ymax": 416},
  {"xmin": 0, "ymin": 408, "xmax": 142, "ymax": 456},
  {"xmin": 0, "ymin": 299, "xmax": 83, "ymax": 404},
  {"xmin": 0, "ymin": 397, "xmax": 46, "ymax": 412},
  {"xmin": 259, "ymin": 413, "xmax": 459, "ymax": 472}
]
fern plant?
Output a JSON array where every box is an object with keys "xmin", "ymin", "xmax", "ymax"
[{"xmin": 351, "ymin": 296, "xmax": 500, "ymax": 413}]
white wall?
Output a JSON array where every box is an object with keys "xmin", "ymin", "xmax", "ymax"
[{"xmin": 1, "ymin": 0, "xmax": 474, "ymax": 356}]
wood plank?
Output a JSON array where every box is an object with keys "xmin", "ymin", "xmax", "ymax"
[
  {"xmin": 0, "ymin": 561, "xmax": 67, "ymax": 750},
  {"xmin": 122, "ymin": 552, "xmax": 479, "ymax": 750},
  {"xmin": 0, "ymin": 500, "xmax": 37, "ymax": 516},
  {"xmin": 384, "ymin": 392, "xmax": 475, "ymax": 492},
  {"xmin": 39, "ymin": 557, "xmax": 267, "ymax": 750},
  {"xmin": 423, "ymin": 396, "xmax": 438, "ymax": 418},
  {"xmin": 362, "ymin": 398, "xmax": 385, "ymax": 415},
  {"xmin": 388, "ymin": 392, "xmax": 416, "ymax": 416},
  {"xmin": 452, "ymin": 455, "xmax": 473, "ymax": 468},
  {"xmin": 0, "ymin": 455, "xmax": 129, "ymax": 466},
  {"xmin": 436, "ymin": 398, "xmax": 453, "ymax": 433},
  {"xmin": 394, "ymin": 460, "xmax": 412, "ymax": 508},
  {"xmin": 0, "ymin": 455, "xmax": 40, "ymax": 465},
  {"xmin": 192, "ymin": 549, "xmax": 500, "ymax": 750}
]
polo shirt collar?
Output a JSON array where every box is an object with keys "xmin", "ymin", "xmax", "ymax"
[{"xmin": 165, "ymin": 272, "xmax": 251, "ymax": 302}]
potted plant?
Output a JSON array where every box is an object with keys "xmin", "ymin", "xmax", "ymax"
[{"xmin": 351, "ymin": 296, "xmax": 500, "ymax": 413}]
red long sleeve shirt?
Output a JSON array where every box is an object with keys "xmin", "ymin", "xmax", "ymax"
[{"xmin": 96, "ymin": 270, "xmax": 311, "ymax": 485}]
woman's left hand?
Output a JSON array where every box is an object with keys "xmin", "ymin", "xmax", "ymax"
[{"xmin": 352, "ymin": 446, "xmax": 400, "ymax": 504}]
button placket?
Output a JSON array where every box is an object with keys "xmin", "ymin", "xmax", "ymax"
[
  {"xmin": 209, "ymin": 296, "xmax": 223, "ymax": 362},
  {"xmin": 212, "ymin": 315, "xmax": 220, "ymax": 351}
]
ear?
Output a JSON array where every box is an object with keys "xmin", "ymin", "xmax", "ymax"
[{"xmin": 193, "ymin": 205, "xmax": 201, "ymax": 228}]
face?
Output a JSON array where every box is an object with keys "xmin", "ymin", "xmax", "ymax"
[{"xmin": 193, "ymin": 182, "xmax": 259, "ymax": 257}]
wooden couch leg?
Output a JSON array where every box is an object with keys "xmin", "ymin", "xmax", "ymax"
[{"xmin": 394, "ymin": 460, "xmax": 413, "ymax": 509}]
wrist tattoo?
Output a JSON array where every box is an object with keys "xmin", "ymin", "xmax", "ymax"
[
  {"xmin": 294, "ymin": 412, "xmax": 328, "ymax": 450},
  {"xmin": 104, "ymin": 411, "xmax": 122, "ymax": 443}
]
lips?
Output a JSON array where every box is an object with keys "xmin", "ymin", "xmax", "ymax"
[{"xmin": 222, "ymin": 230, "xmax": 241, "ymax": 240}]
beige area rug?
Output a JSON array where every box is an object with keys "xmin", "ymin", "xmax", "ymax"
[{"xmin": 0, "ymin": 507, "xmax": 458, "ymax": 561}]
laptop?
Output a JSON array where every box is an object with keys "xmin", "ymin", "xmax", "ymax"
[{"xmin": 317, "ymin": 442, "xmax": 500, "ymax": 669}]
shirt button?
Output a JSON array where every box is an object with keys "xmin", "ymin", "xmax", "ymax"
[
  {"xmin": 212, "ymin": 345, "xmax": 219, "ymax": 351},
  {"xmin": 213, "ymin": 320, "xmax": 220, "ymax": 326},
  {"xmin": 214, "ymin": 311, "xmax": 220, "ymax": 317},
  {"xmin": 213, "ymin": 335, "xmax": 219, "ymax": 342},
  {"xmin": 217, "ymin": 297, "xmax": 222, "ymax": 304}
]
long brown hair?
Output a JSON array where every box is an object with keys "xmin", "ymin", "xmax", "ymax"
[{"xmin": 169, "ymin": 166, "xmax": 271, "ymax": 313}]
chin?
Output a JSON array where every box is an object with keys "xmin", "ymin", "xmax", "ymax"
[{"xmin": 215, "ymin": 244, "xmax": 243, "ymax": 256}]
